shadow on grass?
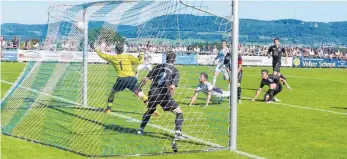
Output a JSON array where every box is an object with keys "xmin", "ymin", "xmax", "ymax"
[
  {"xmin": 331, "ymin": 107, "xmax": 347, "ymax": 110},
  {"xmin": 36, "ymin": 101, "xmax": 209, "ymax": 147}
]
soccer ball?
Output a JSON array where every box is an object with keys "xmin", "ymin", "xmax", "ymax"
[{"xmin": 76, "ymin": 21, "xmax": 84, "ymax": 30}]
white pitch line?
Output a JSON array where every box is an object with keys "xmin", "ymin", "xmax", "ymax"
[
  {"xmin": 0, "ymin": 79, "xmax": 266, "ymax": 159},
  {"xmin": 242, "ymin": 97, "xmax": 347, "ymax": 116}
]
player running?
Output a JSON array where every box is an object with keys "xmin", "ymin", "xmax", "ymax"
[
  {"xmin": 223, "ymin": 50, "xmax": 243, "ymax": 103},
  {"xmin": 135, "ymin": 48, "xmax": 152, "ymax": 78},
  {"xmin": 252, "ymin": 69, "xmax": 291, "ymax": 103},
  {"xmin": 267, "ymin": 38, "xmax": 288, "ymax": 76},
  {"xmin": 212, "ymin": 40, "xmax": 229, "ymax": 86},
  {"xmin": 136, "ymin": 51, "xmax": 185, "ymax": 140},
  {"xmin": 189, "ymin": 72, "xmax": 230, "ymax": 107},
  {"xmin": 92, "ymin": 43, "xmax": 159, "ymax": 116}
]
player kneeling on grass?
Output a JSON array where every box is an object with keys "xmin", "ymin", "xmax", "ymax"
[
  {"xmin": 252, "ymin": 69, "xmax": 291, "ymax": 103},
  {"xmin": 189, "ymin": 72, "xmax": 230, "ymax": 107},
  {"xmin": 136, "ymin": 51, "xmax": 186, "ymax": 140},
  {"xmin": 92, "ymin": 42, "xmax": 159, "ymax": 116}
]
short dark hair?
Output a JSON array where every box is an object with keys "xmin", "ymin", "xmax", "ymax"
[
  {"xmin": 115, "ymin": 43, "xmax": 124, "ymax": 54},
  {"xmin": 274, "ymin": 38, "xmax": 280, "ymax": 42},
  {"xmin": 200, "ymin": 72, "xmax": 208, "ymax": 80},
  {"xmin": 166, "ymin": 51, "xmax": 176, "ymax": 63},
  {"xmin": 261, "ymin": 69, "xmax": 268, "ymax": 74},
  {"xmin": 222, "ymin": 40, "xmax": 227, "ymax": 43}
]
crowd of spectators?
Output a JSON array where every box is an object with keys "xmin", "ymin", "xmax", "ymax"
[
  {"xmin": 1, "ymin": 36, "xmax": 347, "ymax": 61},
  {"xmin": 0, "ymin": 36, "xmax": 20, "ymax": 50}
]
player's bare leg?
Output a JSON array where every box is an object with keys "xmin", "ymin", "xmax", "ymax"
[{"xmin": 212, "ymin": 71, "xmax": 219, "ymax": 86}]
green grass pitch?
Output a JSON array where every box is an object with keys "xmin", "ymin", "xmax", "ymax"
[{"xmin": 1, "ymin": 62, "xmax": 347, "ymax": 159}]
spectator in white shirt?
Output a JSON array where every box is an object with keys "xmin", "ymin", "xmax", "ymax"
[{"xmin": 32, "ymin": 41, "xmax": 39, "ymax": 50}]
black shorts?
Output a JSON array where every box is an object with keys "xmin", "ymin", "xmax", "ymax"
[
  {"xmin": 148, "ymin": 87, "xmax": 179, "ymax": 111},
  {"xmin": 238, "ymin": 71, "xmax": 243, "ymax": 84},
  {"xmin": 264, "ymin": 83, "xmax": 282, "ymax": 98},
  {"xmin": 272, "ymin": 61, "xmax": 281, "ymax": 72},
  {"xmin": 112, "ymin": 77, "xmax": 140, "ymax": 93}
]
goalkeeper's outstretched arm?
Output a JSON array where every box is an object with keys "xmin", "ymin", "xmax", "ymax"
[{"xmin": 129, "ymin": 53, "xmax": 144, "ymax": 65}]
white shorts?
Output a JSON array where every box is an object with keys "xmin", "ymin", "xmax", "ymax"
[
  {"xmin": 137, "ymin": 64, "xmax": 152, "ymax": 71},
  {"xmin": 215, "ymin": 62, "xmax": 227, "ymax": 73},
  {"xmin": 212, "ymin": 90, "xmax": 230, "ymax": 98}
]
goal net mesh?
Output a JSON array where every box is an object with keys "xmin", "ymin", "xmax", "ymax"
[{"xmin": 1, "ymin": 0, "xmax": 233, "ymax": 157}]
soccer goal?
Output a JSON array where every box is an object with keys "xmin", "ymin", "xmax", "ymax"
[{"xmin": 1, "ymin": 0, "xmax": 240, "ymax": 157}]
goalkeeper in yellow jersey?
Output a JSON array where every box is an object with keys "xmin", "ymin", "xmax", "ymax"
[{"xmin": 91, "ymin": 42, "xmax": 159, "ymax": 116}]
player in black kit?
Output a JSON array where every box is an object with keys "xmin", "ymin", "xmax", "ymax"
[
  {"xmin": 267, "ymin": 38, "xmax": 288, "ymax": 76},
  {"xmin": 224, "ymin": 51, "xmax": 243, "ymax": 103},
  {"xmin": 252, "ymin": 69, "xmax": 291, "ymax": 103},
  {"xmin": 136, "ymin": 51, "xmax": 186, "ymax": 140}
]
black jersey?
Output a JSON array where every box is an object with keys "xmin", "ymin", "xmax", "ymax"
[
  {"xmin": 224, "ymin": 53, "xmax": 242, "ymax": 71},
  {"xmin": 146, "ymin": 64, "xmax": 179, "ymax": 89},
  {"xmin": 260, "ymin": 75, "xmax": 280, "ymax": 88},
  {"xmin": 268, "ymin": 45, "xmax": 285, "ymax": 61}
]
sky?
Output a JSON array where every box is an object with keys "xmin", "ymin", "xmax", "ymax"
[{"xmin": 1, "ymin": 0, "xmax": 347, "ymax": 24}]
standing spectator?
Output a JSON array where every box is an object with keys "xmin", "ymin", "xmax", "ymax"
[
  {"xmin": 32, "ymin": 41, "xmax": 39, "ymax": 50},
  {"xmin": 212, "ymin": 45, "xmax": 218, "ymax": 54},
  {"xmin": 0, "ymin": 36, "xmax": 5, "ymax": 51},
  {"xmin": 24, "ymin": 41, "xmax": 31, "ymax": 50},
  {"xmin": 12, "ymin": 36, "xmax": 19, "ymax": 49}
]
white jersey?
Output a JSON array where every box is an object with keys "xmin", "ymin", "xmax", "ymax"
[
  {"xmin": 144, "ymin": 51, "xmax": 152, "ymax": 65},
  {"xmin": 196, "ymin": 82, "xmax": 229, "ymax": 98},
  {"xmin": 215, "ymin": 47, "xmax": 229, "ymax": 63}
]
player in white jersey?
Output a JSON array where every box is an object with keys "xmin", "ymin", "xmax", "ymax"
[
  {"xmin": 135, "ymin": 48, "xmax": 152, "ymax": 78},
  {"xmin": 212, "ymin": 40, "xmax": 229, "ymax": 86},
  {"xmin": 189, "ymin": 72, "xmax": 230, "ymax": 107}
]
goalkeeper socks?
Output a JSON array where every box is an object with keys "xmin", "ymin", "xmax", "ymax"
[
  {"xmin": 175, "ymin": 113, "xmax": 184, "ymax": 131},
  {"xmin": 140, "ymin": 94, "xmax": 148, "ymax": 104},
  {"xmin": 237, "ymin": 87, "xmax": 241, "ymax": 100},
  {"xmin": 212, "ymin": 76, "xmax": 217, "ymax": 86}
]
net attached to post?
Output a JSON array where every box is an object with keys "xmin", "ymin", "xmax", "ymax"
[{"xmin": 1, "ymin": 0, "xmax": 234, "ymax": 157}]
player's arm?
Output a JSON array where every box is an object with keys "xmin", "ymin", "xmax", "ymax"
[
  {"xmin": 137, "ymin": 65, "xmax": 156, "ymax": 92},
  {"xmin": 267, "ymin": 47, "xmax": 272, "ymax": 58},
  {"xmin": 169, "ymin": 68, "xmax": 180, "ymax": 95},
  {"xmin": 189, "ymin": 91, "xmax": 199, "ymax": 106},
  {"xmin": 280, "ymin": 78, "xmax": 291, "ymax": 90},
  {"xmin": 252, "ymin": 88, "xmax": 262, "ymax": 102},
  {"xmin": 238, "ymin": 56, "xmax": 243, "ymax": 73},
  {"xmin": 252, "ymin": 82, "xmax": 264, "ymax": 101},
  {"xmin": 205, "ymin": 91, "xmax": 212, "ymax": 107},
  {"xmin": 95, "ymin": 49, "xmax": 114, "ymax": 62},
  {"xmin": 129, "ymin": 53, "xmax": 144, "ymax": 65}
]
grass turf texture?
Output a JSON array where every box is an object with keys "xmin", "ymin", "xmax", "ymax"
[{"xmin": 1, "ymin": 62, "xmax": 347, "ymax": 159}]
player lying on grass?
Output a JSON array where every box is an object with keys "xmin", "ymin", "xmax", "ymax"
[
  {"xmin": 252, "ymin": 69, "xmax": 291, "ymax": 103},
  {"xmin": 189, "ymin": 72, "xmax": 231, "ymax": 107},
  {"xmin": 212, "ymin": 40, "xmax": 229, "ymax": 86},
  {"xmin": 135, "ymin": 48, "xmax": 152, "ymax": 78},
  {"xmin": 223, "ymin": 50, "xmax": 243, "ymax": 104},
  {"xmin": 91, "ymin": 42, "xmax": 159, "ymax": 116},
  {"xmin": 136, "ymin": 51, "xmax": 186, "ymax": 140}
]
